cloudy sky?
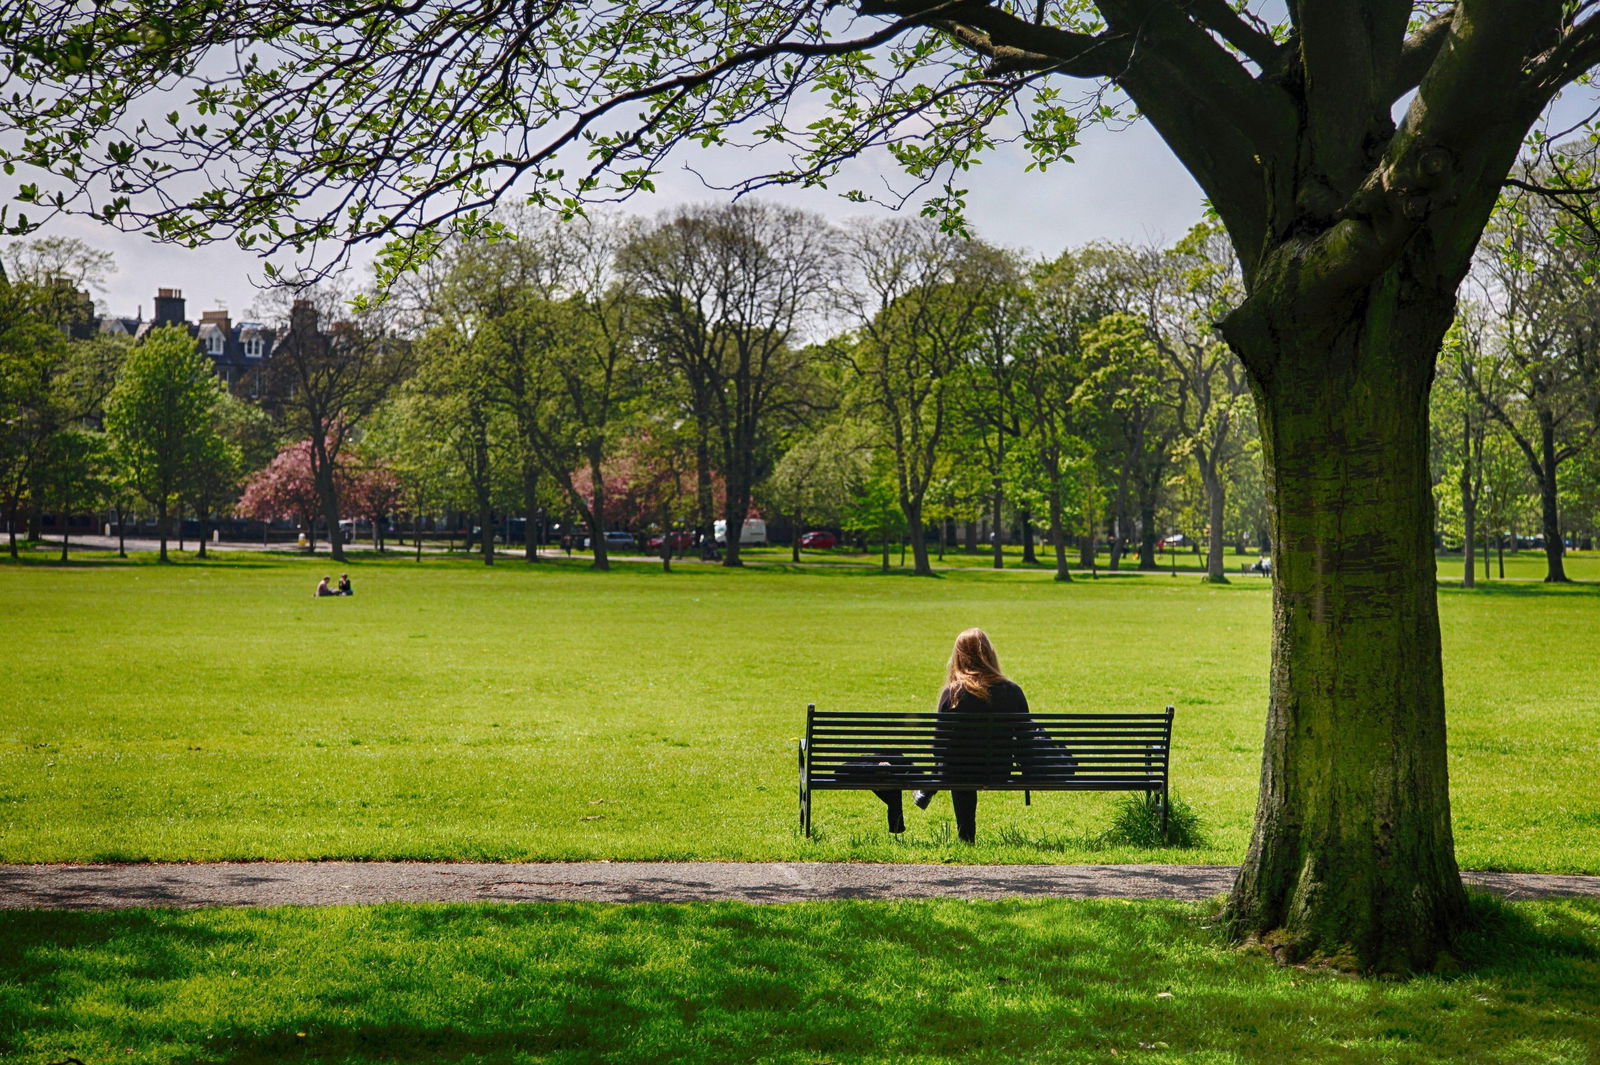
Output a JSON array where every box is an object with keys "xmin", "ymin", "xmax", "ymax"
[{"xmin": 30, "ymin": 115, "xmax": 1206, "ymax": 325}]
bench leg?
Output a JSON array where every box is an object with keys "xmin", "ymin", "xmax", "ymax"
[
  {"xmin": 1024, "ymin": 789, "xmax": 1031, "ymax": 806},
  {"xmin": 802, "ymin": 791, "xmax": 813, "ymax": 839},
  {"xmin": 1160, "ymin": 786, "xmax": 1170, "ymax": 842}
]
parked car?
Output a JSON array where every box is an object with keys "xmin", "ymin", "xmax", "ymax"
[
  {"xmin": 798, "ymin": 530, "xmax": 838, "ymax": 549},
  {"xmin": 714, "ymin": 517, "xmax": 767, "ymax": 546},
  {"xmin": 647, "ymin": 530, "xmax": 696, "ymax": 551},
  {"xmin": 1158, "ymin": 533, "xmax": 1192, "ymax": 549},
  {"xmin": 580, "ymin": 530, "xmax": 636, "ymax": 550}
]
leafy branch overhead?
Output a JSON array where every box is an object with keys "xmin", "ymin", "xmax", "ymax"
[{"xmin": 5, "ymin": 2, "xmax": 1593, "ymax": 288}]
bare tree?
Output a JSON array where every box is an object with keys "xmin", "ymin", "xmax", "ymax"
[
  {"xmin": 839, "ymin": 219, "xmax": 1002, "ymax": 577},
  {"xmin": 1139, "ymin": 225, "xmax": 1250, "ymax": 583},
  {"xmin": 622, "ymin": 202, "xmax": 839, "ymax": 565},
  {"xmin": 256, "ymin": 285, "xmax": 413, "ymax": 561},
  {"xmin": 1460, "ymin": 180, "xmax": 1600, "ymax": 582}
]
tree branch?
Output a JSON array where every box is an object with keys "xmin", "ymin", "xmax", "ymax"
[
  {"xmin": 1525, "ymin": 11, "xmax": 1600, "ymax": 103},
  {"xmin": 1178, "ymin": 0, "xmax": 1283, "ymax": 69},
  {"xmin": 862, "ymin": 0, "xmax": 1130, "ymax": 78},
  {"xmin": 1393, "ymin": 13, "xmax": 1454, "ymax": 100}
]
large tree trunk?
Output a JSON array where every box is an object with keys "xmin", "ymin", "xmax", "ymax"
[
  {"xmin": 311, "ymin": 439, "xmax": 345, "ymax": 564},
  {"xmin": 900, "ymin": 495, "xmax": 932, "ymax": 575},
  {"xmin": 990, "ymin": 482, "xmax": 1003, "ymax": 569},
  {"xmin": 1460, "ymin": 413, "xmax": 1475, "ymax": 590},
  {"xmin": 1536, "ymin": 414, "xmax": 1567, "ymax": 583},
  {"xmin": 522, "ymin": 459, "xmax": 540, "ymax": 563},
  {"xmin": 1200, "ymin": 460, "xmax": 1228, "ymax": 583},
  {"xmin": 722, "ymin": 481, "xmax": 748, "ymax": 568},
  {"xmin": 1047, "ymin": 493, "xmax": 1071, "ymax": 583},
  {"xmin": 587, "ymin": 446, "xmax": 609, "ymax": 572},
  {"xmin": 1137, "ymin": 493, "xmax": 1158, "ymax": 571},
  {"xmin": 479, "ymin": 502, "xmax": 494, "ymax": 565},
  {"xmin": 694, "ymin": 422, "xmax": 716, "ymax": 560},
  {"xmin": 660, "ymin": 504, "xmax": 674, "ymax": 573},
  {"xmin": 1108, "ymin": 470, "xmax": 1130, "ymax": 569},
  {"xmin": 1020, "ymin": 507, "xmax": 1038, "ymax": 565},
  {"xmin": 1222, "ymin": 278, "xmax": 1468, "ymax": 974},
  {"xmin": 157, "ymin": 498, "xmax": 170, "ymax": 563}
]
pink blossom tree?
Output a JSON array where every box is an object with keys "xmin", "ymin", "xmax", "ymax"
[
  {"xmin": 344, "ymin": 462, "xmax": 402, "ymax": 550},
  {"xmin": 569, "ymin": 428, "xmax": 723, "ymax": 568},
  {"xmin": 241, "ymin": 438, "xmax": 401, "ymax": 552},
  {"xmin": 238, "ymin": 440, "xmax": 322, "ymax": 548}
]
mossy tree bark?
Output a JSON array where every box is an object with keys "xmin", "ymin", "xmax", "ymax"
[
  {"xmin": 1220, "ymin": 255, "xmax": 1471, "ymax": 970},
  {"xmin": 1092, "ymin": 0, "xmax": 1560, "ymax": 971}
]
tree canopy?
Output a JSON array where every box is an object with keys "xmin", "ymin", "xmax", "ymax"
[{"xmin": 0, "ymin": 4, "xmax": 1583, "ymax": 285}]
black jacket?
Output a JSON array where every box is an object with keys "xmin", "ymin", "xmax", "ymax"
[{"xmin": 934, "ymin": 680, "xmax": 1038, "ymax": 786}]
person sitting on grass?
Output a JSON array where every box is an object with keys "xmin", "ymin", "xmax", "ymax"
[
  {"xmin": 315, "ymin": 576, "xmax": 336, "ymax": 597},
  {"xmin": 337, "ymin": 574, "xmax": 353, "ymax": 596}
]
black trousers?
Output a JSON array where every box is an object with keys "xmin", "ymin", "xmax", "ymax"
[
  {"xmin": 877, "ymin": 789, "xmax": 979, "ymax": 841},
  {"xmin": 840, "ymin": 752, "xmax": 912, "ymax": 833},
  {"xmin": 951, "ymin": 790, "xmax": 978, "ymax": 843},
  {"xmin": 875, "ymin": 788, "xmax": 906, "ymax": 833}
]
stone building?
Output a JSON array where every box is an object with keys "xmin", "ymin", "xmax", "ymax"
[{"xmin": 97, "ymin": 288, "xmax": 277, "ymax": 398}]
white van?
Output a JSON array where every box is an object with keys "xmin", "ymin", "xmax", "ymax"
[{"xmin": 713, "ymin": 517, "xmax": 767, "ymax": 546}]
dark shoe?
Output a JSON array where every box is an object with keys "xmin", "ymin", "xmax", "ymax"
[
  {"xmin": 888, "ymin": 812, "xmax": 906, "ymax": 834},
  {"xmin": 912, "ymin": 790, "xmax": 933, "ymax": 810}
]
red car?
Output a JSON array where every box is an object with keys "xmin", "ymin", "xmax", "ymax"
[
  {"xmin": 798, "ymin": 530, "xmax": 838, "ymax": 549},
  {"xmin": 646, "ymin": 530, "xmax": 696, "ymax": 551}
]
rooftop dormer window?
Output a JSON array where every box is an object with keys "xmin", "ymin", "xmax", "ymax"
[
  {"xmin": 206, "ymin": 331, "xmax": 224, "ymax": 356},
  {"xmin": 244, "ymin": 334, "xmax": 264, "ymax": 358}
]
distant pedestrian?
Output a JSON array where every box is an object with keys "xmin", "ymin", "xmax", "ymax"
[
  {"xmin": 315, "ymin": 576, "xmax": 336, "ymax": 597},
  {"xmin": 337, "ymin": 574, "xmax": 353, "ymax": 596}
]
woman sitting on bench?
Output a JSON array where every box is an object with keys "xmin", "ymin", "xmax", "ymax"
[
  {"xmin": 869, "ymin": 627, "xmax": 1042, "ymax": 843},
  {"xmin": 935, "ymin": 627, "xmax": 1035, "ymax": 843}
]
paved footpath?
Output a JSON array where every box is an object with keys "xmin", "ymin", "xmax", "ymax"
[{"xmin": 2, "ymin": 863, "xmax": 1597, "ymax": 910}]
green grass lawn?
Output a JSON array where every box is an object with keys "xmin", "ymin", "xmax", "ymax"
[
  {"xmin": 3, "ymin": 895, "xmax": 1597, "ymax": 1064},
  {"xmin": 4, "ymin": 548, "xmax": 1598, "ymax": 870}
]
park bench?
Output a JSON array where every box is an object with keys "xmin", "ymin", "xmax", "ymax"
[{"xmin": 798, "ymin": 704, "xmax": 1175, "ymax": 838}]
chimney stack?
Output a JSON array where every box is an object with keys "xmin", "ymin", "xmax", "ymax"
[{"xmin": 153, "ymin": 288, "xmax": 186, "ymax": 326}]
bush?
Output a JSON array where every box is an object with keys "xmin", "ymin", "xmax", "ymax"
[{"xmin": 1097, "ymin": 792, "xmax": 1207, "ymax": 849}]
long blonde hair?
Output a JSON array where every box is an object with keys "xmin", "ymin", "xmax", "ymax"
[{"xmin": 945, "ymin": 627, "xmax": 1007, "ymax": 701}]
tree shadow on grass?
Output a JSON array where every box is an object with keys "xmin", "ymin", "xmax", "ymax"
[{"xmin": 4, "ymin": 897, "xmax": 1599, "ymax": 1065}]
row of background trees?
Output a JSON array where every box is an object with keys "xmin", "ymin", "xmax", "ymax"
[{"xmin": 5, "ymin": 186, "xmax": 1599, "ymax": 582}]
